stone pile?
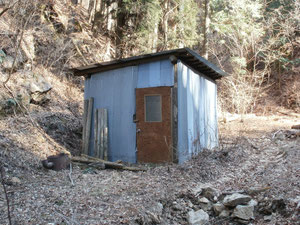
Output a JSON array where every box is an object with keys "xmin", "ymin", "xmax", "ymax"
[
  {"xmin": 136, "ymin": 184, "xmax": 291, "ymax": 225},
  {"xmin": 185, "ymin": 185, "xmax": 258, "ymax": 224}
]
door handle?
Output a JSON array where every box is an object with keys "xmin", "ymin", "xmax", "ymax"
[{"xmin": 136, "ymin": 129, "xmax": 141, "ymax": 133}]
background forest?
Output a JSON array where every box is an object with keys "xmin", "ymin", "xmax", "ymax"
[{"xmin": 0, "ymin": 0, "xmax": 299, "ymax": 115}]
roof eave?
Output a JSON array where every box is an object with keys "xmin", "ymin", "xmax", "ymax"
[{"xmin": 71, "ymin": 48, "xmax": 228, "ymax": 79}]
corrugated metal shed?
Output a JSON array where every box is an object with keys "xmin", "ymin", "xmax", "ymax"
[
  {"xmin": 73, "ymin": 48, "xmax": 227, "ymax": 164},
  {"xmin": 177, "ymin": 61, "xmax": 218, "ymax": 163}
]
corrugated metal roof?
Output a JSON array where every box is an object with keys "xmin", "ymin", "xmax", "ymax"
[{"xmin": 72, "ymin": 48, "xmax": 227, "ymax": 80}]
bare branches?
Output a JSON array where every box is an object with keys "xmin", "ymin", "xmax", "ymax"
[
  {"xmin": 3, "ymin": 4, "xmax": 35, "ymax": 85},
  {"xmin": 0, "ymin": 1, "xmax": 19, "ymax": 18},
  {"xmin": 0, "ymin": 165, "xmax": 12, "ymax": 225},
  {"xmin": 68, "ymin": 163, "xmax": 75, "ymax": 187}
]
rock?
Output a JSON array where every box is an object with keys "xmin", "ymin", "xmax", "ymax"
[
  {"xmin": 0, "ymin": 98, "xmax": 16, "ymax": 115},
  {"xmin": 223, "ymin": 193, "xmax": 251, "ymax": 207},
  {"xmin": 199, "ymin": 197, "xmax": 212, "ymax": 211},
  {"xmin": 30, "ymin": 75, "xmax": 52, "ymax": 93},
  {"xmin": 0, "ymin": 49, "xmax": 6, "ymax": 63},
  {"xmin": 219, "ymin": 209, "xmax": 230, "ymax": 217},
  {"xmin": 136, "ymin": 202, "xmax": 164, "ymax": 225},
  {"xmin": 11, "ymin": 177, "xmax": 21, "ymax": 185},
  {"xmin": 271, "ymin": 198, "xmax": 287, "ymax": 215},
  {"xmin": 232, "ymin": 205, "xmax": 254, "ymax": 220},
  {"xmin": 191, "ymin": 184, "xmax": 218, "ymax": 201},
  {"xmin": 28, "ymin": 74, "xmax": 52, "ymax": 104},
  {"xmin": 199, "ymin": 197, "xmax": 210, "ymax": 204},
  {"xmin": 191, "ymin": 185, "xmax": 203, "ymax": 197},
  {"xmin": 274, "ymin": 131, "xmax": 285, "ymax": 140},
  {"xmin": 235, "ymin": 219, "xmax": 250, "ymax": 224},
  {"xmin": 31, "ymin": 92, "xmax": 50, "ymax": 104},
  {"xmin": 187, "ymin": 200, "xmax": 194, "ymax": 208},
  {"xmin": 152, "ymin": 202, "xmax": 163, "ymax": 216},
  {"xmin": 247, "ymin": 199, "xmax": 258, "ymax": 207},
  {"xmin": 257, "ymin": 200, "xmax": 272, "ymax": 215},
  {"xmin": 172, "ymin": 201, "xmax": 184, "ymax": 211},
  {"xmin": 187, "ymin": 209, "xmax": 209, "ymax": 225},
  {"xmin": 264, "ymin": 214, "xmax": 272, "ymax": 221},
  {"xmin": 2, "ymin": 55, "xmax": 14, "ymax": 69},
  {"xmin": 202, "ymin": 187, "xmax": 218, "ymax": 201},
  {"xmin": 213, "ymin": 203, "xmax": 225, "ymax": 215},
  {"xmin": 16, "ymin": 88, "xmax": 31, "ymax": 107},
  {"xmin": 137, "ymin": 211, "xmax": 161, "ymax": 225}
]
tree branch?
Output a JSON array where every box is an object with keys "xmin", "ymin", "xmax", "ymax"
[
  {"xmin": 0, "ymin": 1, "xmax": 19, "ymax": 18},
  {"xmin": 0, "ymin": 165, "xmax": 12, "ymax": 225}
]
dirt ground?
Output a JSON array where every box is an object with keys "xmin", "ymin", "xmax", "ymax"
[{"xmin": 0, "ymin": 112, "xmax": 299, "ymax": 225}]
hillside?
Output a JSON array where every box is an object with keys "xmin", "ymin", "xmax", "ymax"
[{"xmin": 0, "ymin": 0, "xmax": 299, "ymax": 224}]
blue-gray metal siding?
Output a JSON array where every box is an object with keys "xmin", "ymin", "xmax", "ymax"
[
  {"xmin": 137, "ymin": 60, "xmax": 174, "ymax": 88},
  {"xmin": 84, "ymin": 59, "xmax": 174, "ymax": 163},
  {"xmin": 84, "ymin": 66, "xmax": 138, "ymax": 162},
  {"xmin": 177, "ymin": 61, "xmax": 218, "ymax": 163}
]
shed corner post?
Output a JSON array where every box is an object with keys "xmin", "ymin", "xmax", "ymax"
[{"xmin": 171, "ymin": 60, "xmax": 178, "ymax": 163}]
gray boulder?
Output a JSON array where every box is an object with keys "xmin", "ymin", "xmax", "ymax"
[
  {"xmin": 199, "ymin": 197, "xmax": 212, "ymax": 211},
  {"xmin": 223, "ymin": 193, "xmax": 251, "ymax": 207},
  {"xmin": 219, "ymin": 209, "xmax": 230, "ymax": 218},
  {"xmin": 232, "ymin": 205, "xmax": 254, "ymax": 220},
  {"xmin": 2, "ymin": 55, "xmax": 14, "ymax": 69},
  {"xmin": 187, "ymin": 209, "xmax": 209, "ymax": 225},
  {"xmin": 202, "ymin": 186, "xmax": 219, "ymax": 201},
  {"xmin": 191, "ymin": 184, "xmax": 218, "ymax": 200},
  {"xmin": 29, "ymin": 75, "xmax": 52, "ymax": 93},
  {"xmin": 247, "ymin": 199, "xmax": 258, "ymax": 207},
  {"xmin": 27, "ymin": 74, "xmax": 52, "ymax": 104},
  {"xmin": 213, "ymin": 202, "xmax": 225, "ymax": 215}
]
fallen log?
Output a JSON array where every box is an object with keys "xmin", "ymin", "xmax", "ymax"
[{"xmin": 71, "ymin": 155, "xmax": 146, "ymax": 172}]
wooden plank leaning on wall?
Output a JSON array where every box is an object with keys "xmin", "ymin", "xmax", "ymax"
[
  {"xmin": 82, "ymin": 97, "xmax": 94, "ymax": 155},
  {"xmin": 94, "ymin": 108, "xmax": 108, "ymax": 160}
]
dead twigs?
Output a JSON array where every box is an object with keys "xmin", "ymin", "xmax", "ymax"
[
  {"xmin": 68, "ymin": 163, "xmax": 75, "ymax": 186},
  {"xmin": 0, "ymin": 1, "xmax": 19, "ymax": 18},
  {"xmin": 0, "ymin": 165, "xmax": 12, "ymax": 225}
]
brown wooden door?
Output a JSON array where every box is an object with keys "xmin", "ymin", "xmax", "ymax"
[{"xmin": 136, "ymin": 86, "xmax": 173, "ymax": 163}]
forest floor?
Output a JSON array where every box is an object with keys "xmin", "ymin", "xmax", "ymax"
[{"xmin": 0, "ymin": 112, "xmax": 299, "ymax": 225}]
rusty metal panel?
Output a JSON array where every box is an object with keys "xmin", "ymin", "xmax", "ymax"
[{"xmin": 177, "ymin": 61, "xmax": 218, "ymax": 163}]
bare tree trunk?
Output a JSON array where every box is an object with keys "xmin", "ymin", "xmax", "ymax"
[
  {"xmin": 162, "ymin": 0, "xmax": 170, "ymax": 50},
  {"xmin": 115, "ymin": 0, "xmax": 126, "ymax": 58},
  {"xmin": 202, "ymin": 0, "xmax": 210, "ymax": 59},
  {"xmin": 105, "ymin": 1, "xmax": 117, "ymax": 59},
  {"xmin": 152, "ymin": 21, "xmax": 159, "ymax": 52},
  {"xmin": 177, "ymin": 1, "xmax": 184, "ymax": 48},
  {"xmin": 81, "ymin": 0, "xmax": 91, "ymax": 11},
  {"xmin": 89, "ymin": 0, "xmax": 98, "ymax": 24}
]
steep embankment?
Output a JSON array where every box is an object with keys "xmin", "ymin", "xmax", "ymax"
[{"xmin": 0, "ymin": 0, "xmax": 110, "ymax": 172}]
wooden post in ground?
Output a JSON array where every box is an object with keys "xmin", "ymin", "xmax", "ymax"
[
  {"xmin": 83, "ymin": 97, "xmax": 94, "ymax": 155},
  {"xmin": 94, "ymin": 108, "xmax": 108, "ymax": 159},
  {"xmin": 94, "ymin": 109, "xmax": 99, "ymax": 157},
  {"xmin": 82, "ymin": 99, "xmax": 89, "ymax": 154}
]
